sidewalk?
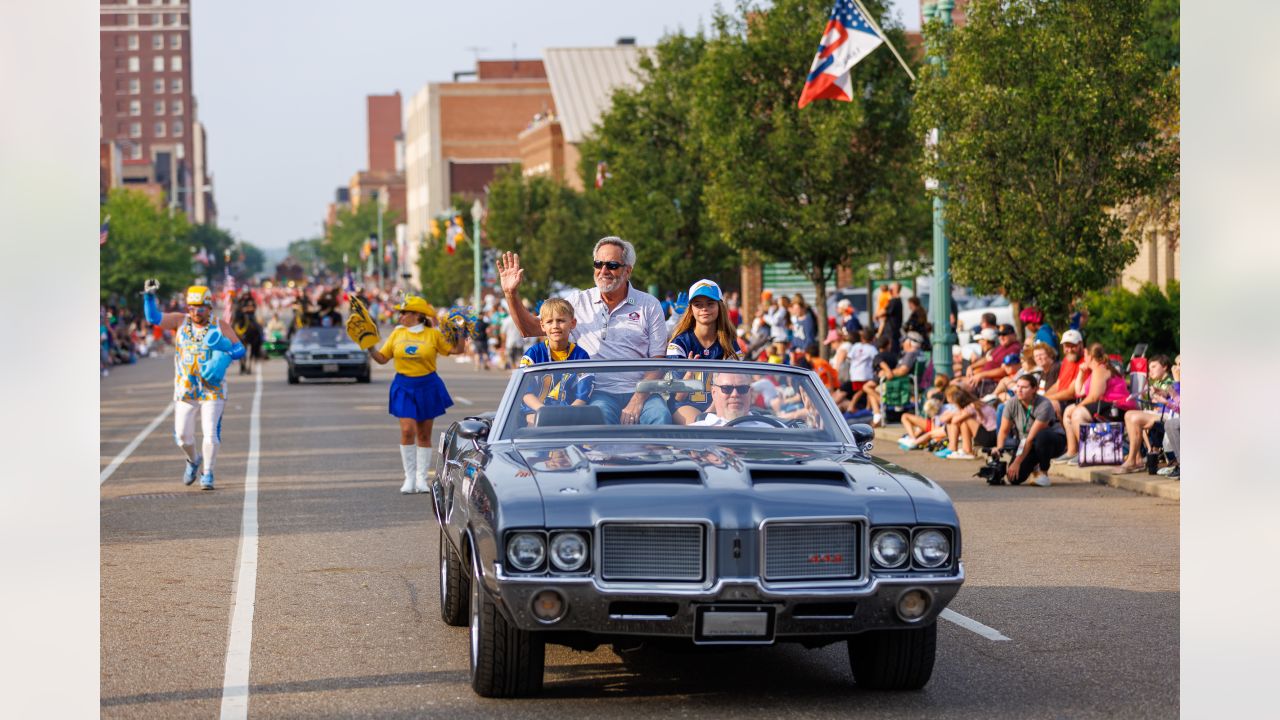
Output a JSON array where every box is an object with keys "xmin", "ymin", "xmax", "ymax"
[{"xmin": 871, "ymin": 425, "xmax": 1179, "ymax": 501}]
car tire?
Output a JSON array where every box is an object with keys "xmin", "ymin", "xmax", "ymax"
[
  {"xmin": 287, "ymin": 369, "xmax": 299, "ymax": 385},
  {"xmin": 357, "ymin": 371, "xmax": 371, "ymax": 384},
  {"xmin": 438, "ymin": 528, "xmax": 469, "ymax": 627},
  {"xmin": 468, "ymin": 549, "xmax": 544, "ymax": 697},
  {"xmin": 847, "ymin": 622, "xmax": 937, "ymax": 690}
]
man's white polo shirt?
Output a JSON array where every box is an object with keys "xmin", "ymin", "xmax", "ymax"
[{"xmin": 566, "ymin": 285, "xmax": 667, "ymax": 395}]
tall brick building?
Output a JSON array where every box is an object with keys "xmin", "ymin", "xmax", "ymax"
[{"xmin": 99, "ymin": 0, "xmax": 214, "ymax": 223}]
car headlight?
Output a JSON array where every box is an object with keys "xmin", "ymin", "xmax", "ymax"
[
  {"xmin": 506, "ymin": 533, "xmax": 546, "ymax": 571},
  {"xmin": 911, "ymin": 529, "xmax": 951, "ymax": 568},
  {"xmin": 549, "ymin": 532, "xmax": 588, "ymax": 572},
  {"xmin": 871, "ymin": 529, "xmax": 910, "ymax": 569}
]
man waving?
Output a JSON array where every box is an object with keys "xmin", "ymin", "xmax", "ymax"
[{"xmin": 497, "ymin": 237, "xmax": 671, "ymax": 425}]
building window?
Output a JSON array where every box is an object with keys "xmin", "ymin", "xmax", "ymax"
[
  {"xmin": 170, "ymin": 33, "xmax": 181, "ymax": 49},
  {"xmin": 170, "ymin": 56, "xmax": 182, "ymax": 72},
  {"xmin": 129, "ymin": 122, "xmax": 141, "ymax": 138},
  {"xmin": 153, "ymin": 78, "xmax": 165, "ymax": 94},
  {"xmin": 128, "ymin": 78, "xmax": 140, "ymax": 94},
  {"xmin": 171, "ymin": 99, "xmax": 183, "ymax": 115},
  {"xmin": 152, "ymin": 34, "xmax": 163, "ymax": 50},
  {"xmin": 129, "ymin": 100, "xmax": 141, "ymax": 116},
  {"xmin": 154, "ymin": 100, "xmax": 165, "ymax": 115},
  {"xmin": 166, "ymin": 13, "xmax": 177, "ymax": 26},
  {"xmin": 154, "ymin": 122, "xmax": 166, "ymax": 138},
  {"xmin": 172, "ymin": 121, "xmax": 184, "ymax": 137},
  {"xmin": 129, "ymin": 144, "xmax": 143, "ymax": 161},
  {"xmin": 128, "ymin": 56, "xmax": 139, "ymax": 72},
  {"xmin": 171, "ymin": 78, "xmax": 182, "ymax": 93},
  {"xmin": 126, "ymin": 13, "xmax": 137, "ymax": 26},
  {"xmin": 127, "ymin": 34, "xmax": 138, "ymax": 50},
  {"xmin": 152, "ymin": 56, "xmax": 163, "ymax": 72}
]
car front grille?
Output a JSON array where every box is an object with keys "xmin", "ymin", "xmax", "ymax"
[
  {"xmin": 600, "ymin": 523, "xmax": 704, "ymax": 582},
  {"xmin": 764, "ymin": 522, "xmax": 859, "ymax": 581}
]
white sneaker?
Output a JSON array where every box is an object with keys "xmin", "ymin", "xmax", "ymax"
[
  {"xmin": 1031, "ymin": 471, "xmax": 1052, "ymax": 487},
  {"xmin": 872, "ymin": 413, "xmax": 883, "ymax": 427},
  {"xmin": 946, "ymin": 451, "xmax": 975, "ymax": 460}
]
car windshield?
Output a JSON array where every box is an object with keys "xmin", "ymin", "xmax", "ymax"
[
  {"xmin": 498, "ymin": 360, "xmax": 848, "ymax": 444},
  {"xmin": 292, "ymin": 327, "xmax": 355, "ymax": 348}
]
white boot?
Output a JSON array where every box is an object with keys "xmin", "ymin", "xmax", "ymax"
[
  {"xmin": 399, "ymin": 444, "xmax": 416, "ymax": 494},
  {"xmin": 414, "ymin": 446, "xmax": 433, "ymax": 493}
]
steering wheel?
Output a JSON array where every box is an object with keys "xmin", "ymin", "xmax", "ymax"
[{"xmin": 725, "ymin": 413, "xmax": 787, "ymax": 428}]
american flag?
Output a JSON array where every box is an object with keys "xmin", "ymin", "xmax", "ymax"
[
  {"xmin": 797, "ymin": 0, "xmax": 884, "ymax": 109},
  {"xmin": 594, "ymin": 161, "xmax": 609, "ymax": 189},
  {"xmin": 100, "ymin": 216, "xmax": 110, "ymax": 246}
]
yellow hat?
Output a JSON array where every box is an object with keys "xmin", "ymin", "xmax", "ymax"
[
  {"xmin": 186, "ymin": 285, "xmax": 212, "ymax": 306},
  {"xmin": 395, "ymin": 296, "xmax": 434, "ymax": 317}
]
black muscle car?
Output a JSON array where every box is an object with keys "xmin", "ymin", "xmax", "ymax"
[{"xmin": 430, "ymin": 359, "xmax": 963, "ymax": 697}]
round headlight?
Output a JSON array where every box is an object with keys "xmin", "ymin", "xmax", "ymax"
[
  {"xmin": 549, "ymin": 532, "xmax": 588, "ymax": 572},
  {"xmin": 871, "ymin": 530, "xmax": 910, "ymax": 568},
  {"xmin": 506, "ymin": 533, "xmax": 545, "ymax": 571},
  {"xmin": 911, "ymin": 529, "xmax": 951, "ymax": 568}
]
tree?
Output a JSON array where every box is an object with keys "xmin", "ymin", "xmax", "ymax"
[
  {"xmin": 579, "ymin": 33, "xmax": 739, "ymax": 294},
  {"xmin": 417, "ymin": 199, "xmax": 478, "ymax": 307},
  {"xmin": 693, "ymin": 0, "xmax": 927, "ymax": 341},
  {"xmin": 238, "ymin": 242, "xmax": 265, "ymax": 277},
  {"xmin": 186, "ymin": 222, "xmax": 235, "ymax": 279},
  {"xmin": 287, "ymin": 237, "xmax": 324, "ymax": 268},
  {"xmin": 324, "ymin": 201, "xmax": 401, "ymax": 276},
  {"xmin": 100, "ymin": 188, "xmax": 192, "ymax": 308},
  {"xmin": 911, "ymin": 0, "xmax": 1175, "ymax": 321},
  {"xmin": 1143, "ymin": 0, "xmax": 1179, "ymax": 70},
  {"xmin": 484, "ymin": 167, "xmax": 597, "ymax": 301}
]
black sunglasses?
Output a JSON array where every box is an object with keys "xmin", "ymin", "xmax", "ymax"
[
  {"xmin": 593, "ymin": 260, "xmax": 625, "ymax": 270},
  {"xmin": 715, "ymin": 384, "xmax": 751, "ymax": 395}
]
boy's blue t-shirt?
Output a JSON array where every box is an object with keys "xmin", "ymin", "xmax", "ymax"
[{"xmin": 519, "ymin": 341, "xmax": 594, "ymax": 415}]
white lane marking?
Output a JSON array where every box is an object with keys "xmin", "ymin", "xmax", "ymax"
[
  {"xmin": 941, "ymin": 608, "xmax": 1011, "ymax": 641},
  {"xmin": 219, "ymin": 368, "xmax": 264, "ymax": 719},
  {"xmin": 455, "ymin": 395, "xmax": 474, "ymax": 406},
  {"xmin": 100, "ymin": 403, "xmax": 174, "ymax": 484}
]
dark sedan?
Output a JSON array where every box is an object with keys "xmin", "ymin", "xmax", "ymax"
[
  {"xmin": 431, "ymin": 359, "xmax": 964, "ymax": 697},
  {"xmin": 285, "ymin": 326, "xmax": 370, "ymax": 383}
]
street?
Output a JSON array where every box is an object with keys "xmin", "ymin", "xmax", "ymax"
[{"xmin": 100, "ymin": 355, "xmax": 1178, "ymax": 719}]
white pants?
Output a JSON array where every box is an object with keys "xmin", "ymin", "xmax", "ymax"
[{"xmin": 174, "ymin": 399, "xmax": 225, "ymax": 474}]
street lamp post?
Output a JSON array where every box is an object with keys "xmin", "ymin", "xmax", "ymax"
[
  {"xmin": 373, "ymin": 189, "xmax": 385, "ymax": 288},
  {"xmin": 470, "ymin": 199, "xmax": 483, "ymax": 310},
  {"xmin": 924, "ymin": 0, "xmax": 957, "ymax": 377}
]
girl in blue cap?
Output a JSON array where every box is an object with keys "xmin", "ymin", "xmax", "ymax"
[{"xmin": 666, "ymin": 279, "xmax": 741, "ymax": 425}]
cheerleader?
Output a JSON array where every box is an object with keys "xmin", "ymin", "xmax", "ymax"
[
  {"xmin": 351, "ymin": 296, "xmax": 457, "ymax": 494},
  {"xmin": 665, "ymin": 279, "xmax": 740, "ymax": 425}
]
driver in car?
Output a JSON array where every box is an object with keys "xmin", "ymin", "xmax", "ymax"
[{"xmin": 691, "ymin": 372, "xmax": 776, "ymax": 427}]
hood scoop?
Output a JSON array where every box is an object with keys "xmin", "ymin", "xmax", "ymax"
[
  {"xmin": 750, "ymin": 468, "xmax": 850, "ymax": 486},
  {"xmin": 595, "ymin": 469, "xmax": 703, "ymax": 487}
]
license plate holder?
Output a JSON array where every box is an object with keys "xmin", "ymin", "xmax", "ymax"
[
  {"xmin": 322, "ymin": 363, "xmax": 339, "ymax": 373},
  {"xmin": 694, "ymin": 605, "xmax": 776, "ymax": 644}
]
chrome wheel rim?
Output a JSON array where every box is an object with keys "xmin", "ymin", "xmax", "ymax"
[
  {"xmin": 468, "ymin": 557, "xmax": 480, "ymax": 673},
  {"xmin": 439, "ymin": 532, "xmax": 448, "ymax": 606}
]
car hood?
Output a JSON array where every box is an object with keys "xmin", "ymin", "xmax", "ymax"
[{"xmin": 493, "ymin": 441, "xmax": 957, "ymax": 529}]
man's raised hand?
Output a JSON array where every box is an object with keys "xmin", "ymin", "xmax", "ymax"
[
  {"xmin": 143, "ymin": 278, "xmax": 160, "ymax": 295},
  {"xmin": 497, "ymin": 252, "xmax": 525, "ymax": 295}
]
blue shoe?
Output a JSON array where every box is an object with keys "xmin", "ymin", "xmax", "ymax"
[
  {"xmin": 934, "ymin": 448, "xmax": 952, "ymax": 458},
  {"xmin": 200, "ymin": 472, "xmax": 215, "ymax": 491},
  {"xmin": 184, "ymin": 455, "xmax": 202, "ymax": 486}
]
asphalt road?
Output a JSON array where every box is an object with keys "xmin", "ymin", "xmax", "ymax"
[{"xmin": 100, "ymin": 352, "xmax": 1178, "ymax": 718}]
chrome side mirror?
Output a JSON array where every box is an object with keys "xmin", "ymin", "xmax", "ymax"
[{"xmin": 848, "ymin": 422, "xmax": 874, "ymax": 452}]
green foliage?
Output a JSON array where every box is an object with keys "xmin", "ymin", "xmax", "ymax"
[
  {"xmin": 693, "ymin": 0, "xmax": 928, "ymax": 333},
  {"xmin": 417, "ymin": 194, "xmax": 480, "ymax": 306},
  {"xmin": 100, "ymin": 188, "xmax": 193, "ymax": 308},
  {"xmin": 484, "ymin": 166, "xmax": 598, "ymax": 301},
  {"xmin": 323, "ymin": 201, "xmax": 401, "ymax": 275},
  {"xmin": 238, "ymin": 242, "xmax": 265, "ymax": 276},
  {"xmin": 579, "ymin": 33, "xmax": 739, "ymax": 293},
  {"xmin": 1143, "ymin": 0, "xmax": 1179, "ymax": 69},
  {"xmin": 912, "ymin": 0, "xmax": 1174, "ymax": 320},
  {"xmin": 287, "ymin": 237, "xmax": 324, "ymax": 266},
  {"xmin": 1081, "ymin": 280, "xmax": 1179, "ymax": 357},
  {"xmin": 186, "ymin": 222, "xmax": 236, "ymax": 280}
]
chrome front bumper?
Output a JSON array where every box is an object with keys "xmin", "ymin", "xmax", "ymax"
[{"xmin": 488, "ymin": 564, "xmax": 964, "ymax": 640}]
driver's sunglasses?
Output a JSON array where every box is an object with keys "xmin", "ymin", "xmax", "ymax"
[
  {"xmin": 715, "ymin": 384, "xmax": 751, "ymax": 395},
  {"xmin": 592, "ymin": 260, "xmax": 624, "ymax": 271}
]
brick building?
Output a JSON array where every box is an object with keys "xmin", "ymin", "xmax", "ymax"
[
  {"xmin": 348, "ymin": 93, "xmax": 406, "ymax": 220},
  {"xmin": 99, "ymin": 0, "xmax": 214, "ymax": 223},
  {"xmin": 404, "ymin": 60, "xmax": 555, "ymax": 285}
]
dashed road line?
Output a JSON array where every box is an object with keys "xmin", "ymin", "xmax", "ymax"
[
  {"xmin": 100, "ymin": 403, "xmax": 174, "ymax": 484},
  {"xmin": 454, "ymin": 395, "xmax": 474, "ymax": 406},
  {"xmin": 941, "ymin": 608, "xmax": 1011, "ymax": 641},
  {"xmin": 219, "ymin": 367, "xmax": 263, "ymax": 720}
]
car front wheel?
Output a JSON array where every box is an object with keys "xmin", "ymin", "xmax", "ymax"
[
  {"xmin": 438, "ymin": 528, "xmax": 468, "ymax": 627},
  {"xmin": 847, "ymin": 622, "xmax": 937, "ymax": 690},
  {"xmin": 468, "ymin": 550, "xmax": 544, "ymax": 697}
]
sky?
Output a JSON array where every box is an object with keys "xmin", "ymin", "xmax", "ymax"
[{"xmin": 193, "ymin": 0, "xmax": 922, "ymax": 251}]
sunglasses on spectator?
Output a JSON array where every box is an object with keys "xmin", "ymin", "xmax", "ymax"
[
  {"xmin": 593, "ymin": 260, "xmax": 625, "ymax": 270},
  {"xmin": 715, "ymin": 384, "xmax": 751, "ymax": 395}
]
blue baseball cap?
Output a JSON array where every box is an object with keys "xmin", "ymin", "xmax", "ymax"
[{"xmin": 688, "ymin": 279, "xmax": 722, "ymax": 302}]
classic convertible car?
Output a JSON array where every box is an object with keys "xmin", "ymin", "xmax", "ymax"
[{"xmin": 431, "ymin": 359, "xmax": 964, "ymax": 697}]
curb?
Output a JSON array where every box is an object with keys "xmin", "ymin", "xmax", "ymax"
[{"xmin": 870, "ymin": 426, "xmax": 1179, "ymax": 502}]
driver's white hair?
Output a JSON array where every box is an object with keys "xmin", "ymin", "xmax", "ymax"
[{"xmin": 593, "ymin": 236, "xmax": 636, "ymax": 267}]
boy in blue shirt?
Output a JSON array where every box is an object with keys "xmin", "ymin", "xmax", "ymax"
[{"xmin": 519, "ymin": 298, "xmax": 594, "ymax": 422}]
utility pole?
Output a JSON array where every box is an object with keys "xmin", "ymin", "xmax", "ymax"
[
  {"xmin": 470, "ymin": 199, "xmax": 483, "ymax": 310},
  {"xmin": 924, "ymin": 0, "xmax": 958, "ymax": 377}
]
